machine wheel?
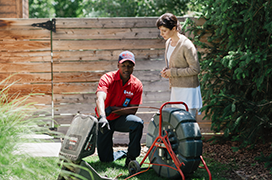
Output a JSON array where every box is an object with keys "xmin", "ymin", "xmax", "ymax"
[
  {"xmin": 128, "ymin": 160, "xmax": 141, "ymax": 175},
  {"xmin": 146, "ymin": 108, "xmax": 203, "ymax": 179}
]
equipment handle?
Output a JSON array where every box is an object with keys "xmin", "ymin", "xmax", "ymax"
[
  {"xmin": 159, "ymin": 101, "xmax": 188, "ymax": 137},
  {"xmin": 159, "ymin": 101, "xmax": 189, "ymax": 113}
]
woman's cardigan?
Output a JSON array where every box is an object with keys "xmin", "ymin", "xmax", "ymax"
[{"xmin": 165, "ymin": 33, "xmax": 200, "ymax": 88}]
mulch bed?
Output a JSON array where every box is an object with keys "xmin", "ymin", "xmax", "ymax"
[{"xmin": 202, "ymin": 140, "xmax": 272, "ymax": 180}]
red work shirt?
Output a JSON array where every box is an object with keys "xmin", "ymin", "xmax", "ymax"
[{"xmin": 95, "ymin": 70, "xmax": 143, "ymax": 120}]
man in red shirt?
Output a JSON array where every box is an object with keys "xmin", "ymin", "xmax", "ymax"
[{"xmin": 95, "ymin": 51, "xmax": 143, "ymax": 166}]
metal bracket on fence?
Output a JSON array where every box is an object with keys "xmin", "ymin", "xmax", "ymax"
[{"xmin": 31, "ymin": 19, "xmax": 56, "ymax": 33}]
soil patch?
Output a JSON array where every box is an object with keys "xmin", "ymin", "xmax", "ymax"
[{"xmin": 203, "ymin": 140, "xmax": 272, "ymax": 180}]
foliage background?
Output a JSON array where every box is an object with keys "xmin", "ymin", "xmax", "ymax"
[
  {"xmin": 29, "ymin": 0, "xmax": 202, "ymax": 18},
  {"xmin": 188, "ymin": 0, "xmax": 272, "ymax": 148}
]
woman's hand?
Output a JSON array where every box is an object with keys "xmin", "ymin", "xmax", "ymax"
[{"xmin": 161, "ymin": 67, "xmax": 170, "ymax": 78}]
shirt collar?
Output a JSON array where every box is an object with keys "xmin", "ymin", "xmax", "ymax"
[{"xmin": 114, "ymin": 70, "xmax": 121, "ymax": 81}]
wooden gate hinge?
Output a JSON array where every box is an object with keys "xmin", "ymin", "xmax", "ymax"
[{"xmin": 31, "ymin": 19, "xmax": 56, "ymax": 32}]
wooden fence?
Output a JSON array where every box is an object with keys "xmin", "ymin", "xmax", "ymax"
[
  {"xmin": 0, "ymin": 0, "xmax": 28, "ymax": 18},
  {"xmin": 0, "ymin": 17, "xmax": 211, "ymax": 144}
]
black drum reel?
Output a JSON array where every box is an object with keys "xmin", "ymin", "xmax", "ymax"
[{"xmin": 128, "ymin": 102, "xmax": 212, "ymax": 180}]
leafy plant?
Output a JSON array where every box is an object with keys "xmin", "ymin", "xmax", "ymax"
[
  {"xmin": 29, "ymin": 0, "xmax": 204, "ymax": 18},
  {"xmin": 86, "ymin": 0, "xmax": 190, "ymax": 17},
  {"xmin": 29, "ymin": 0, "xmax": 55, "ymax": 18},
  {"xmin": 255, "ymin": 150, "xmax": 272, "ymax": 171},
  {"xmin": 54, "ymin": 0, "xmax": 85, "ymax": 17},
  {"xmin": 186, "ymin": 0, "xmax": 272, "ymax": 149}
]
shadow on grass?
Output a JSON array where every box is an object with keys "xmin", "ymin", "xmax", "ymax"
[{"xmin": 83, "ymin": 155, "xmax": 234, "ymax": 180}]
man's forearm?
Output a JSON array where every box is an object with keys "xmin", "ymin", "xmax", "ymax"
[{"xmin": 96, "ymin": 97, "xmax": 106, "ymax": 116}]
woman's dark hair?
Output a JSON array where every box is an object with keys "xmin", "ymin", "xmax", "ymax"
[{"xmin": 156, "ymin": 13, "xmax": 182, "ymax": 31}]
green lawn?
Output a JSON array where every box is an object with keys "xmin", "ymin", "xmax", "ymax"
[
  {"xmin": 1, "ymin": 153, "xmax": 234, "ymax": 180},
  {"xmin": 82, "ymin": 154, "xmax": 233, "ymax": 180}
]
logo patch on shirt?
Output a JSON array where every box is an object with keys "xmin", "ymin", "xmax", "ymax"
[
  {"xmin": 123, "ymin": 98, "xmax": 131, "ymax": 107},
  {"xmin": 124, "ymin": 90, "xmax": 133, "ymax": 96}
]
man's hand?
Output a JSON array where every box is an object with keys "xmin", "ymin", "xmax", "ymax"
[{"xmin": 98, "ymin": 115, "xmax": 110, "ymax": 134}]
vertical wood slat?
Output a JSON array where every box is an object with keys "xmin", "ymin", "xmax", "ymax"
[
  {"xmin": 22, "ymin": 0, "xmax": 28, "ymax": 18},
  {"xmin": 15, "ymin": 0, "xmax": 22, "ymax": 18}
]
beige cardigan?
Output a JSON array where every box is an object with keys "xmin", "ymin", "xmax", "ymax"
[{"xmin": 165, "ymin": 33, "xmax": 200, "ymax": 88}]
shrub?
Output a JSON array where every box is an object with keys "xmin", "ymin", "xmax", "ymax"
[{"xmin": 187, "ymin": 0, "xmax": 272, "ymax": 148}]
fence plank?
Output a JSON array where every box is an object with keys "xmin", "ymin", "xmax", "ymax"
[
  {"xmin": 53, "ymin": 39, "xmax": 164, "ymax": 51},
  {"xmin": 0, "ymin": 56, "xmax": 51, "ymax": 62},
  {"xmin": 26, "ymin": 94, "xmax": 52, "ymax": 104},
  {"xmin": 0, "ymin": 29, "xmax": 50, "ymax": 39},
  {"xmin": 54, "ymin": 93, "xmax": 96, "ymax": 104},
  {"xmin": 53, "ymin": 61, "xmax": 115, "ymax": 72},
  {"xmin": 53, "ymin": 72, "xmax": 104, "ymax": 83},
  {"xmin": 53, "ymin": 82, "xmax": 98, "ymax": 94},
  {"xmin": 55, "ymin": 17, "xmax": 160, "ymax": 28},
  {"xmin": 3, "ymin": 94, "xmax": 52, "ymax": 107},
  {"xmin": 54, "ymin": 103, "xmax": 96, "ymax": 115},
  {"xmin": 142, "ymin": 78, "xmax": 169, "ymax": 89},
  {"xmin": 53, "ymin": 49, "xmax": 164, "ymax": 61},
  {"xmin": 0, "ymin": 51, "xmax": 51, "ymax": 58},
  {"xmin": 0, "ymin": 73, "xmax": 51, "ymax": 83},
  {"xmin": 0, "ymin": 41, "xmax": 50, "ymax": 51},
  {"xmin": 0, "ymin": 62, "xmax": 51, "ymax": 73},
  {"xmin": 0, "ymin": 84, "xmax": 51, "ymax": 94},
  {"xmin": 0, "ymin": 18, "xmax": 51, "ymax": 30},
  {"xmin": 130, "ymin": 70, "xmax": 163, "ymax": 82},
  {"xmin": 53, "ymin": 28, "xmax": 160, "ymax": 40},
  {"xmin": 53, "ymin": 60, "xmax": 164, "ymax": 72},
  {"xmin": 134, "ymin": 60, "xmax": 165, "ymax": 71}
]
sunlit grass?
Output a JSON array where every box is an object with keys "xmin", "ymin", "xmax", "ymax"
[{"xmin": 83, "ymin": 154, "xmax": 232, "ymax": 180}]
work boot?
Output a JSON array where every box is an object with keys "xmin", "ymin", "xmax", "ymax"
[{"xmin": 125, "ymin": 154, "xmax": 136, "ymax": 167}]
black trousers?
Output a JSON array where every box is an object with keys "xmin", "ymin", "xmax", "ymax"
[{"xmin": 97, "ymin": 114, "xmax": 144, "ymax": 162}]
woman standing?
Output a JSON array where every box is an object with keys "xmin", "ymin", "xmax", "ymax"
[{"xmin": 156, "ymin": 13, "xmax": 202, "ymax": 118}]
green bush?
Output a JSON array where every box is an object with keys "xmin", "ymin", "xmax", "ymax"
[{"xmin": 188, "ymin": 0, "xmax": 272, "ymax": 148}]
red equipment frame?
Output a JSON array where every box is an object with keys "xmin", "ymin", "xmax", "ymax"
[{"xmin": 139, "ymin": 101, "xmax": 212, "ymax": 180}]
